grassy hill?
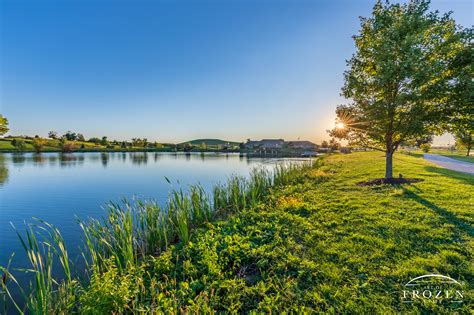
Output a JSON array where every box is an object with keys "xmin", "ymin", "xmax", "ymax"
[{"xmin": 181, "ymin": 138, "xmax": 241, "ymax": 146}]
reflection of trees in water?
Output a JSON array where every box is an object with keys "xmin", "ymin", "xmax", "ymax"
[
  {"xmin": 130, "ymin": 153, "xmax": 148, "ymax": 165},
  {"xmin": 154, "ymin": 153, "xmax": 161, "ymax": 162},
  {"xmin": 11, "ymin": 153, "xmax": 26, "ymax": 165},
  {"xmin": 0, "ymin": 154, "xmax": 9, "ymax": 186},
  {"xmin": 121, "ymin": 152, "xmax": 127, "ymax": 162},
  {"xmin": 59, "ymin": 153, "xmax": 85, "ymax": 167},
  {"xmin": 101, "ymin": 153, "xmax": 109, "ymax": 167},
  {"xmin": 33, "ymin": 153, "xmax": 46, "ymax": 165}
]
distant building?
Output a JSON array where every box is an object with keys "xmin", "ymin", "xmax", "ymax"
[
  {"xmin": 244, "ymin": 139, "xmax": 285, "ymax": 150},
  {"xmin": 286, "ymin": 141, "xmax": 318, "ymax": 151},
  {"xmin": 244, "ymin": 139, "xmax": 318, "ymax": 155}
]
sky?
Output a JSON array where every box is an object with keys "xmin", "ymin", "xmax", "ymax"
[{"xmin": 1, "ymin": 0, "xmax": 472, "ymax": 144}]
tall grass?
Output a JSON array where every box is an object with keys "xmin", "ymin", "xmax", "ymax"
[
  {"xmin": 1, "ymin": 160, "xmax": 315, "ymax": 312},
  {"xmin": 0, "ymin": 220, "xmax": 77, "ymax": 314}
]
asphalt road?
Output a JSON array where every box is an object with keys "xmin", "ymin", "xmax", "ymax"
[{"xmin": 424, "ymin": 154, "xmax": 474, "ymax": 175}]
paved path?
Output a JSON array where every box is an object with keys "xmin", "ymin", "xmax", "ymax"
[{"xmin": 424, "ymin": 154, "xmax": 474, "ymax": 175}]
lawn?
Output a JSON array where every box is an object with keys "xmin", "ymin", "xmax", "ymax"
[
  {"xmin": 3, "ymin": 152, "xmax": 472, "ymax": 313},
  {"xmin": 133, "ymin": 152, "xmax": 471, "ymax": 313}
]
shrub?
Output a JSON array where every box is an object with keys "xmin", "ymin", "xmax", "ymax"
[
  {"xmin": 420, "ymin": 143, "xmax": 431, "ymax": 153},
  {"xmin": 61, "ymin": 141, "xmax": 76, "ymax": 153},
  {"xmin": 32, "ymin": 138, "xmax": 45, "ymax": 153},
  {"xmin": 11, "ymin": 139, "xmax": 26, "ymax": 151}
]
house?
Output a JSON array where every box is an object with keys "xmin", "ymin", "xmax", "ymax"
[
  {"xmin": 244, "ymin": 139, "xmax": 318, "ymax": 155},
  {"xmin": 244, "ymin": 139, "xmax": 285, "ymax": 150},
  {"xmin": 286, "ymin": 141, "xmax": 318, "ymax": 151}
]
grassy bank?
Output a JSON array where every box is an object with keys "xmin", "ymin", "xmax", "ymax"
[
  {"xmin": 2, "ymin": 152, "xmax": 473, "ymax": 313},
  {"xmin": 0, "ymin": 137, "xmax": 242, "ymax": 153}
]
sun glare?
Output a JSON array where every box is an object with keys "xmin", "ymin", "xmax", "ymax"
[{"xmin": 336, "ymin": 122, "xmax": 345, "ymax": 129}]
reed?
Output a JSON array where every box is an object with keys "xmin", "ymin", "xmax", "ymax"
[{"xmin": 0, "ymin": 220, "xmax": 76, "ymax": 314}]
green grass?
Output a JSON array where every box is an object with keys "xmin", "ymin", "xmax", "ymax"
[{"xmin": 1, "ymin": 152, "xmax": 473, "ymax": 313}]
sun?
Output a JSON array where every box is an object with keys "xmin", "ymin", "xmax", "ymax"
[{"xmin": 336, "ymin": 122, "xmax": 345, "ymax": 129}]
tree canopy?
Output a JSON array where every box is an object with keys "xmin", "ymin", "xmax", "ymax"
[
  {"xmin": 0, "ymin": 115, "xmax": 9, "ymax": 136},
  {"xmin": 330, "ymin": 0, "xmax": 472, "ymax": 178}
]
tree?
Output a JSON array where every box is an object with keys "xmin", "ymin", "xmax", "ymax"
[
  {"xmin": 48, "ymin": 131, "xmax": 58, "ymax": 139},
  {"xmin": 0, "ymin": 115, "xmax": 9, "ymax": 136},
  {"xmin": 321, "ymin": 140, "xmax": 329, "ymax": 148},
  {"xmin": 446, "ymin": 31, "xmax": 473, "ymax": 156},
  {"xmin": 329, "ymin": 0, "xmax": 470, "ymax": 179},
  {"xmin": 454, "ymin": 130, "xmax": 473, "ymax": 156},
  {"xmin": 32, "ymin": 138, "xmax": 45, "ymax": 153},
  {"xmin": 420, "ymin": 143, "xmax": 431, "ymax": 153},
  {"xmin": 63, "ymin": 131, "xmax": 77, "ymax": 141},
  {"xmin": 88, "ymin": 137, "xmax": 101, "ymax": 144},
  {"xmin": 11, "ymin": 139, "xmax": 26, "ymax": 151},
  {"xmin": 76, "ymin": 133, "xmax": 85, "ymax": 142},
  {"xmin": 100, "ymin": 136, "xmax": 108, "ymax": 146},
  {"xmin": 329, "ymin": 138, "xmax": 341, "ymax": 151}
]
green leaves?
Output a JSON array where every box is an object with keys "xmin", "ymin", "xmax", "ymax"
[
  {"xmin": 0, "ymin": 115, "xmax": 8, "ymax": 137},
  {"xmin": 331, "ymin": 0, "xmax": 472, "ymax": 178}
]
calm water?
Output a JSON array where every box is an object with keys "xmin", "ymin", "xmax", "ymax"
[{"xmin": 0, "ymin": 152, "xmax": 301, "ymax": 269}]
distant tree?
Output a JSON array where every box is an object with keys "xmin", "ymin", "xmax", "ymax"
[
  {"xmin": 420, "ymin": 143, "xmax": 431, "ymax": 153},
  {"xmin": 88, "ymin": 137, "xmax": 101, "ymax": 144},
  {"xmin": 11, "ymin": 139, "xmax": 26, "ymax": 151},
  {"xmin": 48, "ymin": 131, "xmax": 58, "ymax": 139},
  {"xmin": 76, "ymin": 133, "xmax": 85, "ymax": 142},
  {"xmin": 32, "ymin": 138, "xmax": 46, "ymax": 153},
  {"xmin": 121, "ymin": 141, "xmax": 127, "ymax": 149},
  {"xmin": 321, "ymin": 140, "xmax": 329, "ymax": 148},
  {"xmin": 100, "ymin": 136, "xmax": 108, "ymax": 146},
  {"xmin": 142, "ymin": 138, "xmax": 148, "ymax": 148},
  {"xmin": 131, "ymin": 138, "xmax": 140, "ymax": 147},
  {"xmin": 454, "ymin": 130, "xmax": 473, "ymax": 156},
  {"xmin": 0, "ymin": 115, "xmax": 9, "ymax": 136},
  {"xmin": 415, "ymin": 136, "xmax": 434, "ymax": 148},
  {"xmin": 63, "ymin": 131, "xmax": 77, "ymax": 141},
  {"xmin": 329, "ymin": 138, "xmax": 341, "ymax": 151},
  {"xmin": 329, "ymin": 0, "xmax": 471, "ymax": 179}
]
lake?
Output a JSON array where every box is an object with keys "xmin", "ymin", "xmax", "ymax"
[{"xmin": 0, "ymin": 152, "xmax": 304, "ymax": 269}]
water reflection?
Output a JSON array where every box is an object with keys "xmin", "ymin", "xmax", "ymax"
[
  {"xmin": 2, "ymin": 152, "xmax": 258, "ymax": 169},
  {"xmin": 0, "ymin": 154, "xmax": 9, "ymax": 186},
  {"xmin": 130, "ymin": 152, "xmax": 148, "ymax": 165},
  {"xmin": 59, "ymin": 153, "xmax": 85, "ymax": 168},
  {"xmin": 12, "ymin": 153, "xmax": 26, "ymax": 165},
  {"xmin": 101, "ymin": 153, "xmax": 109, "ymax": 168}
]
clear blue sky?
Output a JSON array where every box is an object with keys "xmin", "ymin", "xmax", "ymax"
[{"xmin": 1, "ymin": 0, "xmax": 472, "ymax": 143}]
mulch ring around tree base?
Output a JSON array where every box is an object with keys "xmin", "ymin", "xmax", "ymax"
[{"xmin": 357, "ymin": 178, "xmax": 424, "ymax": 186}]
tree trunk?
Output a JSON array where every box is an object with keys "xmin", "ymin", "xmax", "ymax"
[
  {"xmin": 467, "ymin": 136, "xmax": 472, "ymax": 157},
  {"xmin": 385, "ymin": 150, "xmax": 393, "ymax": 179}
]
